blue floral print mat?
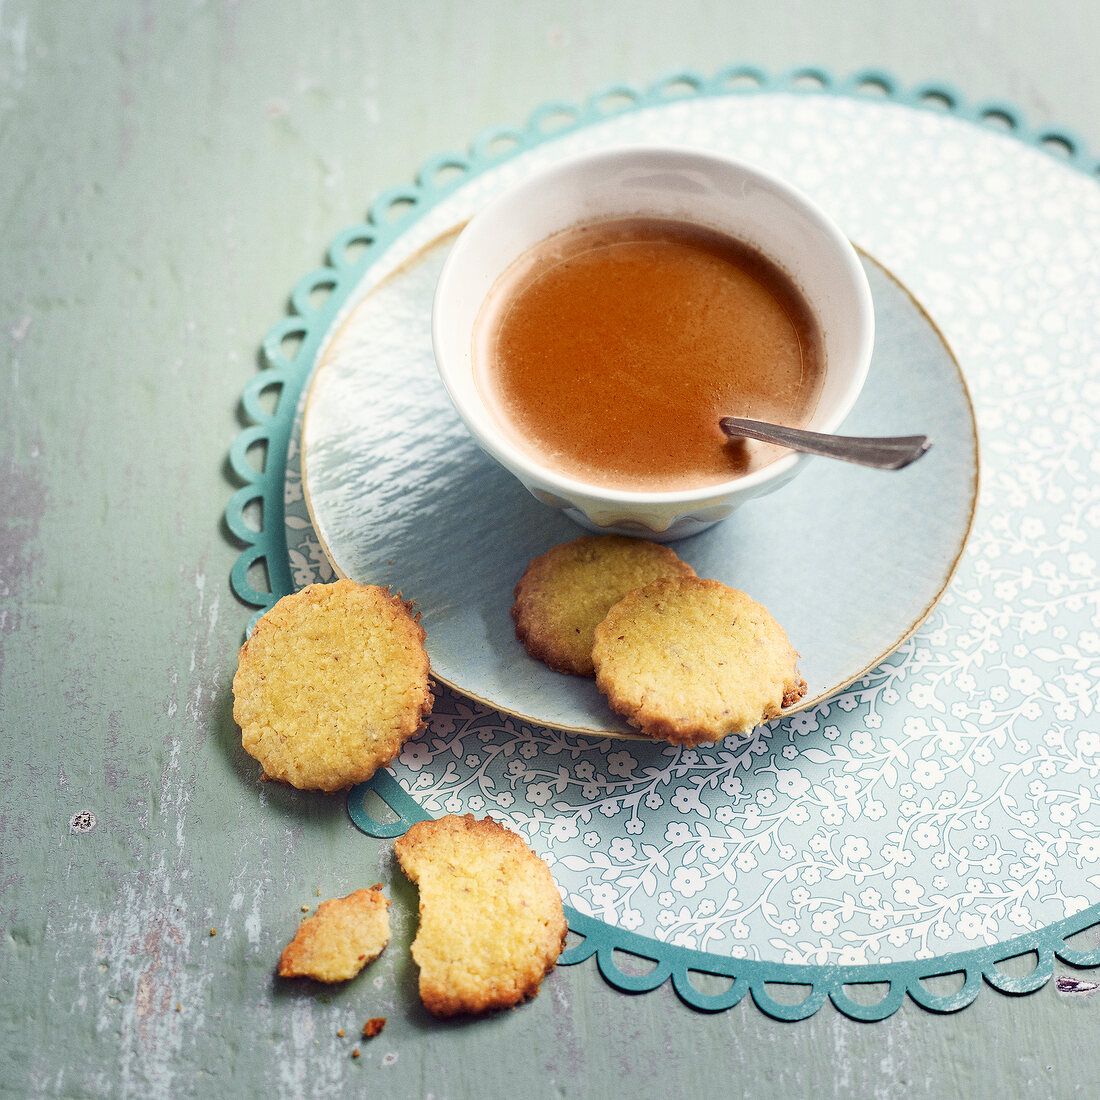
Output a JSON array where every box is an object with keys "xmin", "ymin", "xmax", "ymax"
[{"xmin": 226, "ymin": 66, "xmax": 1100, "ymax": 1020}]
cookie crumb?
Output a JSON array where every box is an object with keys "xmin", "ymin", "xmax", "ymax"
[
  {"xmin": 209, "ymin": 928, "xmax": 217, "ymax": 937},
  {"xmin": 362, "ymin": 1017, "xmax": 386, "ymax": 1038},
  {"xmin": 351, "ymin": 1047, "xmax": 360, "ymax": 1059},
  {"xmin": 337, "ymin": 1029, "xmax": 345, "ymax": 1038}
]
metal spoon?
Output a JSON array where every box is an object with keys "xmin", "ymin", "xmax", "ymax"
[{"xmin": 719, "ymin": 416, "xmax": 931, "ymax": 470}]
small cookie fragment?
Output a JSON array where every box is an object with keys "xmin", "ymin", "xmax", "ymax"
[
  {"xmin": 394, "ymin": 814, "xmax": 567, "ymax": 1018},
  {"xmin": 362, "ymin": 1017, "xmax": 386, "ymax": 1038},
  {"xmin": 233, "ymin": 579, "xmax": 433, "ymax": 791},
  {"xmin": 277, "ymin": 888, "xmax": 391, "ymax": 983},
  {"xmin": 592, "ymin": 575, "xmax": 806, "ymax": 746},
  {"xmin": 512, "ymin": 535, "xmax": 696, "ymax": 676}
]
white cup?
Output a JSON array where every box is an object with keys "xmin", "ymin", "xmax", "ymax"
[{"xmin": 432, "ymin": 145, "xmax": 875, "ymax": 540}]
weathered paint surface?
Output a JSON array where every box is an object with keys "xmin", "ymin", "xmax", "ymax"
[{"xmin": 2, "ymin": 1, "xmax": 1099, "ymax": 1096}]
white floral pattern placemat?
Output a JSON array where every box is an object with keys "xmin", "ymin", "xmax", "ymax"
[{"xmin": 260, "ymin": 79, "xmax": 1099, "ymax": 976}]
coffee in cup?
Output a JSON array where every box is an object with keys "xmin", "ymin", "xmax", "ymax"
[{"xmin": 472, "ymin": 215, "xmax": 825, "ymax": 492}]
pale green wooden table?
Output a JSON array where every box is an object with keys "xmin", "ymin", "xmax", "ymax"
[{"xmin": 2, "ymin": 2, "xmax": 1098, "ymax": 1096}]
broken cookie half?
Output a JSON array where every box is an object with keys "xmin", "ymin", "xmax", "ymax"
[
  {"xmin": 394, "ymin": 814, "xmax": 567, "ymax": 1017},
  {"xmin": 277, "ymin": 886, "xmax": 391, "ymax": 983}
]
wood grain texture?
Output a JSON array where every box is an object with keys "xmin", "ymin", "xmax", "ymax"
[{"xmin": 1, "ymin": 1, "xmax": 1098, "ymax": 1096}]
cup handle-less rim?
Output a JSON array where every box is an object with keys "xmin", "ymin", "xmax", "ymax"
[{"xmin": 431, "ymin": 143, "xmax": 875, "ymax": 511}]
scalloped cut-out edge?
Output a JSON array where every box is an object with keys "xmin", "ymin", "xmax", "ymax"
[
  {"xmin": 347, "ymin": 771, "xmax": 1100, "ymax": 1021},
  {"xmin": 226, "ymin": 64, "xmax": 1100, "ymax": 1018}
]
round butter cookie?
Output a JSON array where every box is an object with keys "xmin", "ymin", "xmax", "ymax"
[
  {"xmin": 512, "ymin": 535, "xmax": 696, "ymax": 677},
  {"xmin": 233, "ymin": 580, "xmax": 433, "ymax": 791},
  {"xmin": 394, "ymin": 814, "xmax": 567, "ymax": 1017},
  {"xmin": 592, "ymin": 575, "xmax": 806, "ymax": 746}
]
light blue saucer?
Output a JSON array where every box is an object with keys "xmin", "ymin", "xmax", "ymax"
[{"xmin": 301, "ymin": 237, "xmax": 977, "ymax": 736}]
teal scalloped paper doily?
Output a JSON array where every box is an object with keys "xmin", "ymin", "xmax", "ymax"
[{"xmin": 226, "ymin": 66, "xmax": 1100, "ymax": 1021}]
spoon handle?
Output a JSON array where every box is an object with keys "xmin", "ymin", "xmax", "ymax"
[{"xmin": 719, "ymin": 417, "xmax": 931, "ymax": 470}]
